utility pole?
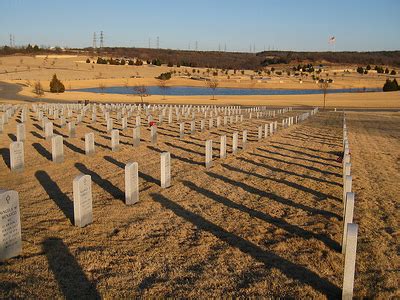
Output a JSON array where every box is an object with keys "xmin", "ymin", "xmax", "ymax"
[
  {"xmin": 148, "ymin": 37, "xmax": 151, "ymax": 48},
  {"xmin": 92, "ymin": 32, "xmax": 97, "ymax": 49},
  {"xmin": 99, "ymin": 31, "xmax": 104, "ymax": 49},
  {"xmin": 9, "ymin": 34, "xmax": 12, "ymax": 47},
  {"xmin": 195, "ymin": 41, "xmax": 198, "ymax": 51},
  {"xmin": 224, "ymin": 43, "xmax": 226, "ymax": 52},
  {"xmin": 156, "ymin": 36, "xmax": 159, "ymax": 49}
]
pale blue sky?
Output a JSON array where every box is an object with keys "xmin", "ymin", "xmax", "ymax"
[{"xmin": 1, "ymin": 0, "xmax": 399, "ymax": 52}]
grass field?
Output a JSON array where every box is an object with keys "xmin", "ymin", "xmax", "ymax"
[{"xmin": 1, "ymin": 107, "xmax": 398, "ymax": 298}]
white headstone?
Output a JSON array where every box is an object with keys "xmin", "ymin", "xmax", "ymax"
[
  {"xmin": 68, "ymin": 122, "xmax": 76, "ymax": 138},
  {"xmin": 125, "ymin": 162, "xmax": 139, "ymax": 205},
  {"xmin": 73, "ymin": 174, "xmax": 93, "ymax": 228},
  {"xmin": 44, "ymin": 122, "xmax": 54, "ymax": 140},
  {"xmin": 190, "ymin": 120, "xmax": 195, "ymax": 134},
  {"xmin": 107, "ymin": 119, "xmax": 113, "ymax": 133},
  {"xmin": 264, "ymin": 123, "xmax": 269, "ymax": 138},
  {"xmin": 200, "ymin": 119, "xmax": 205, "ymax": 132},
  {"xmin": 0, "ymin": 190, "xmax": 22, "ymax": 260},
  {"xmin": 257, "ymin": 126, "xmax": 262, "ymax": 141},
  {"xmin": 161, "ymin": 152, "xmax": 171, "ymax": 188},
  {"xmin": 51, "ymin": 135, "xmax": 64, "ymax": 163},
  {"xmin": 133, "ymin": 126, "xmax": 140, "ymax": 147},
  {"xmin": 16, "ymin": 123, "xmax": 25, "ymax": 142},
  {"xmin": 342, "ymin": 192, "xmax": 355, "ymax": 254},
  {"xmin": 342, "ymin": 223, "xmax": 358, "ymax": 300},
  {"xmin": 179, "ymin": 123, "xmax": 185, "ymax": 138},
  {"xmin": 151, "ymin": 126, "xmax": 157, "ymax": 144},
  {"xmin": 135, "ymin": 115, "xmax": 141, "ymax": 127},
  {"xmin": 121, "ymin": 117, "xmax": 127, "ymax": 130},
  {"xmin": 343, "ymin": 175, "xmax": 352, "ymax": 204},
  {"xmin": 209, "ymin": 118, "xmax": 214, "ymax": 129},
  {"xmin": 85, "ymin": 132, "xmax": 95, "ymax": 156},
  {"xmin": 111, "ymin": 129, "xmax": 120, "ymax": 152},
  {"xmin": 10, "ymin": 142, "xmax": 24, "ymax": 172},
  {"xmin": 232, "ymin": 132, "xmax": 238, "ymax": 154},
  {"xmin": 242, "ymin": 130, "xmax": 248, "ymax": 150},
  {"xmin": 220, "ymin": 135, "xmax": 227, "ymax": 159},
  {"xmin": 205, "ymin": 140, "xmax": 213, "ymax": 169},
  {"xmin": 60, "ymin": 116, "xmax": 66, "ymax": 128}
]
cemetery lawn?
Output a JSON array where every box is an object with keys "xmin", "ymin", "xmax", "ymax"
[{"xmin": 0, "ymin": 110, "xmax": 399, "ymax": 298}]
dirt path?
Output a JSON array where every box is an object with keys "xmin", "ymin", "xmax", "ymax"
[{"xmin": 0, "ymin": 108, "xmax": 398, "ymax": 297}]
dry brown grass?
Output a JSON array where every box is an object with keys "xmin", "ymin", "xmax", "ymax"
[{"xmin": 0, "ymin": 109, "xmax": 398, "ymax": 298}]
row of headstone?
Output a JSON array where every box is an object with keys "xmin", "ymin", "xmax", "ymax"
[
  {"xmin": 341, "ymin": 114, "xmax": 359, "ymax": 300},
  {"xmin": 203, "ymin": 111, "xmax": 314, "ymax": 168},
  {"xmin": 4, "ymin": 104, "xmax": 310, "ymax": 173}
]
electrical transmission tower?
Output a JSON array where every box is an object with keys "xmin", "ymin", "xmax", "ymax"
[
  {"xmin": 9, "ymin": 34, "xmax": 13, "ymax": 47},
  {"xmin": 93, "ymin": 32, "xmax": 97, "ymax": 49},
  {"xmin": 195, "ymin": 41, "xmax": 198, "ymax": 51},
  {"xmin": 156, "ymin": 36, "xmax": 159, "ymax": 49},
  {"xmin": 99, "ymin": 31, "xmax": 104, "ymax": 48}
]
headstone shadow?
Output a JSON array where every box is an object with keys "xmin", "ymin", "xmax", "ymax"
[
  {"xmin": 32, "ymin": 143, "xmax": 52, "ymax": 161},
  {"xmin": 42, "ymin": 237, "xmax": 100, "ymax": 299},
  {"xmin": 35, "ymin": 170, "xmax": 74, "ymax": 223},
  {"xmin": 0, "ymin": 147, "xmax": 10, "ymax": 168},
  {"xmin": 74, "ymin": 163, "xmax": 124, "ymax": 201}
]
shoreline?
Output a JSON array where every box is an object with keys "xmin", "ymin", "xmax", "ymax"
[{"xmin": 15, "ymin": 84, "xmax": 400, "ymax": 108}]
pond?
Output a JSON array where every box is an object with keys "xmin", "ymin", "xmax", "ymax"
[{"xmin": 74, "ymin": 86, "xmax": 381, "ymax": 96}]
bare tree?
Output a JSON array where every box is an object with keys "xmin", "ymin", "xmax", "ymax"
[
  {"xmin": 33, "ymin": 81, "xmax": 44, "ymax": 97},
  {"xmin": 205, "ymin": 78, "xmax": 219, "ymax": 100},
  {"xmin": 99, "ymin": 83, "xmax": 106, "ymax": 94},
  {"xmin": 133, "ymin": 85, "xmax": 148, "ymax": 104},
  {"xmin": 319, "ymin": 81, "xmax": 329, "ymax": 110},
  {"xmin": 158, "ymin": 79, "xmax": 169, "ymax": 100}
]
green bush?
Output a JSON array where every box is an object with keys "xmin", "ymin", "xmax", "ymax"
[
  {"xmin": 385, "ymin": 68, "xmax": 389, "ymax": 74},
  {"xmin": 49, "ymin": 74, "xmax": 65, "ymax": 93},
  {"xmin": 356, "ymin": 66, "xmax": 364, "ymax": 74},
  {"xmin": 383, "ymin": 79, "xmax": 399, "ymax": 92},
  {"xmin": 96, "ymin": 57, "xmax": 107, "ymax": 64},
  {"xmin": 390, "ymin": 70, "xmax": 396, "ymax": 75},
  {"xmin": 156, "ymin": 72, "xmax": 172, "ymax": 80},
  {"xmin": 152, "ymin": 58, "xmax": 162, "ymax": 66}
]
